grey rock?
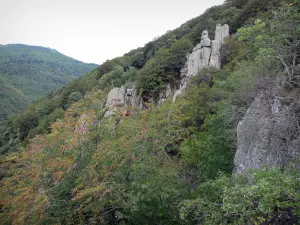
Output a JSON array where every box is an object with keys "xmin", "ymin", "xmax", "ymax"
[
  {"xmin": 158, "ymin": 84, "xmax": 172, "ymax": 105},
  {"xmin": 186, "ymin": 50, "xmax": 202, "ymax": 77},
  {"xmin": 209, "ymin": 55, "xmax": 220, "ymax": 69},
  {"xmin": 215, "ymin": 24, "xmax": 229, "ymax": 43},
  {"xmin": 124, "ymin": 87, "xmax": 139, "ymax": 107},
  {"xmin": 172, "ymin": 77, "xmax": 189, "ymax": 102},
  {"xmin": 234, "ymin": 86, "xmax": 300, "ymax": 173},
  {"xmin": 106, "ymin": 87, "xmax": 125, "ymax": 108},
  {"xmin": 211, "ymin": 39, "xmax": 221, "ymax": 55},
  {"xmin": 105, "ymin": 86, "xmax": 140, "ymax": 117},
  {"xmin": 200, "ymin": 47, "xmax": 211, "ymax": 68},
  {"xmin": 200, "ymin": 30, "xmax": 211, "ymax": 47},
  {"xmin": 201, "ymin": 39, "xmax": 211, "ymax": 47},
  {"xmin": 202, "ymin": 30, "xmax": 209, "ymax": 39},
  {"xmin": 209, "ymin": 40, "xmax": 221, "ymax": 69},
  {"xmin": 215, "ymin": 24, "xmax": 223, "ymax": 42},
  {"xmin": 186, "ymin": 47, "xmax": 211, "ymax": 78},
  {"xmin": 193, "ymin": 44, "xmax": 202, "ymax": 52},
  {"xmin": 174, "ymin": 24, "xmax": 229, "ymax": 102},
  {"xmin": 173, "ymin": 89, "xmax": 183, "ymax": 103}
]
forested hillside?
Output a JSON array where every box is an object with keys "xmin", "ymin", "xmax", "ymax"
[
  {"xmin": 0, "ymin": 44, "xmax": 97, "ymax": 120},
  {"xmin": 0, "ymin": 0, "xmax": 300, "ymax": 224}
]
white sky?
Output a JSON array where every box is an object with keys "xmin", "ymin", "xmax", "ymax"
[{"xmin": 0, "ymin": 0, "xmax": 224, "ymax": 64}]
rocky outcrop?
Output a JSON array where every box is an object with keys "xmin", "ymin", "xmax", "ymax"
[
  {"xmin": 173, "ymin": 24, "xmax": 229, "ymax": 102},
  {"xmin": 105, "ymin": 24, "xmax": 230, "ymax": 112},
  {"xmin": 209, "ymin": 40, "xmax": 221, "ymax": 69},
  {"xmin": 234, "ymin": 86, "xmax": 300, "ymax": 173},
  {"xmin": 105, "ymin": 86, "xmax": 140, "ymax": 117},
  {"xmin": 215, "ymin": 24, "xmax": 229, "ymax": 43}
]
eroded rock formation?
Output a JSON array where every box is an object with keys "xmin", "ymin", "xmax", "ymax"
[
  {"xmin": 234, "ymin": 85, "xmax": 300, "ymax": 173},
  {"xmin": 172, "ymin": 24, "xmax": 229, "ymax": 102},
  {"xmin": 105, "ymin": 24, "xmax": 229, "ymax": 114}
]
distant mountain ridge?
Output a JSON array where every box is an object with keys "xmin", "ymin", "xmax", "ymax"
[{"xmin": 0, "ymin": 44, "xmax": 97, "ymax": 119}]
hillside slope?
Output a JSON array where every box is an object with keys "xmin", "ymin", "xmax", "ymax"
[
  {"xmin": 1, "ymin": 0, "xmax": 300, "ymax": 224},
  {"xmin": 0, "ymin": 44, "xmax": 97, "ymax": 120}
]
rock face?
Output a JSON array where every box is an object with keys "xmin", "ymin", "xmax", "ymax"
[
  {"xmin": 234, "ymin": 86, "xmax": 300, "ymax": 173},
  {"xmin": 215, "ymin": 24, "xmax": 229, "ymax": 43},
  {"xmin": 173, "ymin": 24, "xmax": 229, "ymax": 102},
  {"xmin": 106, "ymin": 87, "xmax": 126, "ymax": 108},
  {"xmin": 209, "ymin": 40, "xmax": 222, "ymax": 69},
  {"xmin": 105, "ymin": 86, "xmax": 140, "ymax": 117}
]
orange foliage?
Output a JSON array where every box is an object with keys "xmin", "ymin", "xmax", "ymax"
[{"xmin": 52, "ymin": 171, "xmax": 64, "ymax": 184}]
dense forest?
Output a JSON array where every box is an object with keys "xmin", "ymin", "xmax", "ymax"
[
  {"xmin": 0, "ymin": 0, "xmax": 300, "ymax": 224},
  {"xmin": 0, "ymin": 44, "xmax": 97, "ymax": 120}
]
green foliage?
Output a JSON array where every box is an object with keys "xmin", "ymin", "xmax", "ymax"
[
  {"xmin": 237, "ymin": 1, "xmax": 300, "ymax": 83},
  {"xmin": 180, "ymin": 107, "xmax": 235, "ymax": 182},
  {"xmin": 0, "ymin": 44, "xmax": 97, "ymax": 120},
  {"xmin": 64, "ymin": 91, "xmax": 83, "ymax": 109},
  {"xmin": 137, "ymin": 38, "xmax": 193, "ymax": 97},
  {"xmin": 0, "ymin": 68, "xmax": 102, "ymax": 154},
  {"xmin": 180, "ymin": 167, "xmax": 300, "ymax": 224},
  {"xmin": 14, "ymin": 110, "xmax": 39, "ymax": 141}
]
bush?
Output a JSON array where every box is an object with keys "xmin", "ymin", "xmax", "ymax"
[{"xmin": 180, "ymin": 167, "xmax": 300, "ymax": 224}]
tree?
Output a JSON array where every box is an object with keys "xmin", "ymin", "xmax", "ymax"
[
  {"xmin": 270, "ymin": 1, "xmax": 300, "ymax": 84},
  {"xmin": 238, "ymin": 1, "xmax": 300, "ymax": 84},
  {"xmin": 64, "ymin": 91, "xmax": 83, "ymax": 109}
]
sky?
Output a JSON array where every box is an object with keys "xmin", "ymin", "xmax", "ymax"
[{"xmin": 0, "ymin": 0, "xmax": 224, "ymax": 64}]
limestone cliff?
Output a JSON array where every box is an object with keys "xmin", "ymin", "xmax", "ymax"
[
  {"xmin": 104, "ymin": 24, "xmax": 229, "ymax": 115},
  {"xmin": 234, "ymin": 85, "xmax": 300, "ymax": 173},
  {"xmin": 173, "ymin": 24, "xmax": 229, "ymax": 102}
]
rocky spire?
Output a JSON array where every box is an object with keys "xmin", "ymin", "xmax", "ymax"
[
  {"xmin": 215, "ymin": 24, "xmax": 229, "ymax": 43},
  {"xmin": 172, "ymin": 24, "xmax": 229, "ymax": 102}
]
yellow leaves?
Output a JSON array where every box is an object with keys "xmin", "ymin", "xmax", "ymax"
[
  {"xmin": 281, "ymin": 1, "xmax": 296, "ymax": 7},
  {"xmin": 27, "ymin": 135, "xmax": 48, "ymax": 154},
  {"xmin": 33, "ymin": 192, "xmax": 50, "ymax": 215},
  {"xmin": 46, "ymin": 157, "xmax": 75, "ymax": 174},
  {"xmin": 48, "ymin": 109, "xmax": 97, "ymax": 153}
]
